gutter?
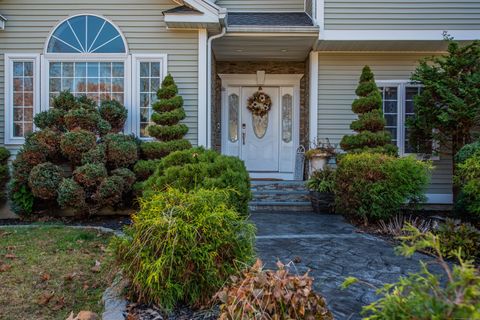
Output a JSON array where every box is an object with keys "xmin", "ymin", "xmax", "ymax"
[{"xmin": 206, "ymin": 13, "xmax": 226, "ymax": 149}]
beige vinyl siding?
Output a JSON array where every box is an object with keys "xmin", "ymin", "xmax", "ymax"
[
  {"xmin": 216, "ymin": 0, "xmax": 304, "ymax": 12},
  {"xmin": 0, "ymin": 0, "xmax": 199, "ymax": 153},
  {"xmin": 324, "ymin": 0, "xmax": 480, "ymax": 30},
  {"xmin": 317, "ymin": 52, "xmax": 452, "ymax": 195}
]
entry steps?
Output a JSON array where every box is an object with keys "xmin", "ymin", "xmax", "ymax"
[{"xmin": 249, "ymin": 180, "xmax": 312, "ymax": 212}]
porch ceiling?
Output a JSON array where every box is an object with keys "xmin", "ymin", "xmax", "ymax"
[{"xmin": 213, "ymin": 35, "xmax": 317, "ymax": 61}]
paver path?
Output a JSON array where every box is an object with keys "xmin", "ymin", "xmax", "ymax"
[{"xmin": 251, "ymin": 212, "xmax": 442, "ymax": 320}]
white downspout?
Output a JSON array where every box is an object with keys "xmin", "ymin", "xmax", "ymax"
[{"xmin": 206, "ymin": 27, "xmax": 226, "ymax": 149}]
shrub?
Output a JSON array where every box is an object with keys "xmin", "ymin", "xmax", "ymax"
[
  {"xmin": 140, "ymin": 139, "xmax": 191, "ymax": 160},
  {"xmin": 306, "ymin": 167, "xmax": 336, "ymax": 193},
  {"xmin": 455, "ymin": 153, "xmax": 480, "ymax": 219},
  {"xmin": 142, "ymin": 147, "xmax": 251, "ymax": 214},
  {"xmin": 51, "ymin": 90, "xmax": 77, "ymax": 111},
  {"xmin": 34, "ymin": 108, "xmax": 67, "ymax": 131},
  {"xmin": 0, "ymin": 147, "xmax": 10, "ymax": 200},
  {"xmin": 57, "ymin": 178, "xmax": 87, "ymax": 211},
  {"xmin": 216, "ymin": 259, "xmax": 333, "ymax": 320},
  {"xmin": 16, "ymin": 144, "xmax": 47, "ymax": 167},
  {"xmin": 147, "ymin": 123, "xmax": 189, "ymax": 141},
  {"xmin": 344, "ymin": 225, "xmax": 480, "ymax": 319},
  {"xmin": 9, "ymin": 179, "xmax": 34, "ymax": 215},
  {"xmin": 60, "ymin": 129, "xmax": 96, "ymax": 164},
  {"xmin": 455, "ymin": 140, "xmax": 480, "ymax": 165},
  {"xmin": 95, "ymin": 175, "xmax": 124, "ymax": 207},
  {"xmin": 111, "ymin": 168, "xmax": 136, "ymax": 192},
  {"xmin": 73, "ymin": 163, "xmax": 108, "ymax": 188},
  {"xmin": 103, "ymin": 134, "xmax": 139, "ymax": 169},
  {"xmin": 26, "ymin": 129, "xmax": 62, "ymax": 160},
  {"xmin": 335, "ymin": 152, "xmax": 431, "ymax": 222},
  {"xmin": 340, "ymin": 66, "xmax": 397, "ymax": 155},
  {"xmin": 99, "ymin": 100, "xmax": 128, "ymax": 132},
  {"xmin": 436, "ymin": 219, "xmax": 480, "ymax": 262},
  {"xmin": 28, "ymin": 162, "xmax": 63, "ymax": 200},
  {"xmin": 133, "ymin": 159, "xmax": 161, "ymax": 181},
  {"xmin": 111, "ymin": 188, "xmax": 256, "ymax": 310},
  {"xmin": 81, "ymin": 144, "xmax": 106, "ymax": 165},
  {"xmin": 64, "ymin": 108, "xmax": 101, "ymax": 132}
]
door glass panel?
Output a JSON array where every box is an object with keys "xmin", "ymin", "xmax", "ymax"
[
  {"xmin": 228, "ymin": 94, "xmax": 239, "ymax": 142},
  {"xmin": 282, "ymin": 94, "xmax": 293, "ymax": 143},
  {"xmin": 252, "ymin": 114, "xmax": 268, "ymax": 139}
]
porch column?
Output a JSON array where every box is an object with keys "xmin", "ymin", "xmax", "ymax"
[{"xmin": 309, "ymin": 51, "xmax": 319, "ymax": 146}]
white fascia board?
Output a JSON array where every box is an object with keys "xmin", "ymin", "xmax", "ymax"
[
  {"xmin": 321, "ymin": 30, "xmax": 480, "ymax": 41},
  {"xmin": 164, "ymin": 12, "xmax": 219, "ymax": 24},
  {"xmin": 184, "ymin": 0, "xmax": 221, "ymax": 16}
]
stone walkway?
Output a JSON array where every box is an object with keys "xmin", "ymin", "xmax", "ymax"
[{"xmin": 251, "ymin": 212, "xmax": 441, "ymax": 320}]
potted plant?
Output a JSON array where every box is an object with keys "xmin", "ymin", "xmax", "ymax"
[
  {"xmin": 305, "ymin": 138, "xmax": 336, "ymax": 174},
  {"xmin": 306, "ymin": 166, "xmax": 336, "ymax": 214}
]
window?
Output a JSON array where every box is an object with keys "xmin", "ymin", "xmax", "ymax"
[
  {"xmin": 48, "ymin": 61, "xmax": 125, "ymax": 106},
  {"xmin": 47, "ymin": 15, "xmax": 126, "ymax": 53},
  {"xmin": 4, "ymin": 54, "xmax": 40, "ymax": 143},
  {"xmin": 378, "ymin": 82, "xmax": 425, "ymax": 156},
  {"xmin": 228, "ymin": 93, "xmax": 239, "ymax": 142},
  {"xmin": 132, "ymin": 55, "xmax": 167, "ymax": 138}
]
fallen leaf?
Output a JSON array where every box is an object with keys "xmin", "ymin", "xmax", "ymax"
[
  {"xmin": 83, "ymin": 282, "xmax": 90, "ymax": 291},
  {"xmin": 66, "ymin": 311, "xmax": 75, "ymax": 320},
  {"xmin": 90, "ymin": 260, "xmax": 101, "ymax": 273},
  {"xmin": 4, "ymin": 253, "xmax": 16, "ymax": 260},
  {"xmin": 41, "ymin": 273, "xmax": 51, "ymax": 282},
  {"xmin": 51, "ymin": 296, "xmax": 65, "ymax": 311},
  {"xmin": 38, "ymin": 291, "xmax": 54, "ymax": 305},
  {"xmin": 6, "ymin": 246, "xmax": 16, "ymax": 251},
  {"xmin": 64, "ymin": 272, "xmax": 77, "ymax": 281},
  {"xmin": 75, "ymin": 311, "xmax": 99, "ymax": 320},
  {"xmin": 0, "ymin": 264, "xmax": 12, "ymax": 272}
]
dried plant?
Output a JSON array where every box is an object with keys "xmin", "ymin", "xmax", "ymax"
[
  {"xmin": 215, "ymin": 259, "xmax": 333, "ymax": 320},
  {"xmin": 377, "ymin": 214, "xmax": 436, "ymax": 237}
]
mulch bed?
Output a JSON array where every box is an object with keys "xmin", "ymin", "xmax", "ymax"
[{"xmin": 127, "ymin": 304, "xmax": 219, "ymax": 320}]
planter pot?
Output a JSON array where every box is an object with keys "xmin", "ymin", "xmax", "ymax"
[
  {"xmin": 308, "ymin": 152, "xmax": 330, "ymax": 176},
  {"xmin": 309, "ymin": 191, "xmax": 335, "ymax": 214}
]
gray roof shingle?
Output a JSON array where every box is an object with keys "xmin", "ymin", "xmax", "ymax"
[
  {"xmin": 228, "ymin": 12, "xmax": 313, "ymax": 27},
  {"xmin": 163, "ymin": 5, "xmax": 202, "ymax": 15}
]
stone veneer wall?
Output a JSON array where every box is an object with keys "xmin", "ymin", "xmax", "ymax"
[{"xmin": 213, "ymin": 61, "xmax": 309, "ymax": 152}]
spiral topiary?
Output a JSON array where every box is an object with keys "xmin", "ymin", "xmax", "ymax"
[
  {"xmin": 340, "ymin": 66, "xmax": 398, "ymax": 155},
  {"xmin": 137, "ymin": 74, "xmax": 191, "ymax": 181}
]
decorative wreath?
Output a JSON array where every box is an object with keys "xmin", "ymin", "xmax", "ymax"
[{"xmin": 247, "ymin": 89, "xmax": 272, "ymax": 117}]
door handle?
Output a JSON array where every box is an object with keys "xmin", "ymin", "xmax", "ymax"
[{"xmin": 242, "ymin": 123, "xmax": 246, "ymax": 145}]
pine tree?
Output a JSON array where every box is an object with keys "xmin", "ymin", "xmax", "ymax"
[
  {"xmin": 340, "ymin": 66, "xmax": 398, "ymax": 155},
  {"xmin": 136, "ymin": 74, "xmax": 191, "ymax": 180}
]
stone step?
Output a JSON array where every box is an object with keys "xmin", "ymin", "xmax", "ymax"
[
  {"xmin": 252, "ymin": 191, "xmax": 310, "ymax": 203},
  {"xmin": 250, "ymin": 181, "xmax": 307, "ymax": 192},
  {"xmin": 249, "ymin": 201, "xmax": 312, "ymax": 212}
]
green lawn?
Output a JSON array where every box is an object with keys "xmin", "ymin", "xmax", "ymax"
[{"xmin": 0, "ymin": 226, "xmax": 115, "ymax": 320}]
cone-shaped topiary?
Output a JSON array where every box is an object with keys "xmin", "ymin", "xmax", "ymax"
[
  {"xmin": 340, "ymin": 66, "xmax": 398, "ymax": 155},
  {"xmin": 138, "ymin": 74, "xmax": 191, "ymax": 181}
]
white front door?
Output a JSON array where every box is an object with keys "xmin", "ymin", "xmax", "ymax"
[
  {"xmin": 240, "ymin": 86, "xmax": 280, "ymax": 172},
  {"xmin": 220, "ymin": 74, "xmax": 301, "ymax": 180}
]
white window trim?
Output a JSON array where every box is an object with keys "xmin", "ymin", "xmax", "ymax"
[
  {"xmin": 41, "ymin": 54, "xmax": 132, "ymax": 132},
  {"xmin": 376, "ymin": 80, "xmax": 439, "ymax": 160},
  {"xmin": 4, "ymin": 53, "xmax": 41, "ymax": 145},
  {"xmin": 131, "ymin": 54, "xmax": 168, "ymax": 140}
]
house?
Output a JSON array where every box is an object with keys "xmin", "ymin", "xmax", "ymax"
[{"xmin": 1, "ymin": 0, "xmax": 479, "ymax": 205}]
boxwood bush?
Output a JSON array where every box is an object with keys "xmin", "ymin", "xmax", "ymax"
[
  {"xmin": 111, "ymin": 188, "xmax": 256, "ymax": 310},
  {"xmin": 335, "ymin": 152, "xmax": 431, "ymax": 222},
  {"xmin": 141, "ymin": 147, "xmax": 251, "ymax": 214}
]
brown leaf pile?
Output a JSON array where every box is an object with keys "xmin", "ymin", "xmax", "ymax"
[{"xmin": 215, "ymin": 259, "xmax": 333, "ymax": 320}]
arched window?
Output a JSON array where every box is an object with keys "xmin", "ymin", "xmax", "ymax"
[{"xmin": 47, "ymin": 15, "xmax": 126, "ymax": 54}]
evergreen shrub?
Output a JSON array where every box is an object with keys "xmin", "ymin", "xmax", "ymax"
[
  {"xmin": 142, "ymin": 147, "xmax": 251, "ymax": 214},
  {"xmin": 335, "ymin": 152, "xmax": 431, "ymax": 222},
  {"xmin": 28, "ymin": 162, "xmax": 63, "ymax": 200},
  {"xmin": 111, "ymin": 188, "xmax": 256, "ymax": 310}
]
